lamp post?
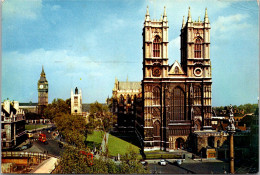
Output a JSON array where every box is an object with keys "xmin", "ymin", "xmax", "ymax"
[{"xmin": 227, "ymin": 104, "xmax": 236, "ymax": 174}]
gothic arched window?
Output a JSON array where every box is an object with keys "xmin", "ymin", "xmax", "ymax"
[
  {"xmin": 153, "ymin": 36, "xmax": 161, "ymax": 57},
  {"xmin": 194, "ymin": 37, "xmax": 202, "ymax": 58},
  {"xmin": 152, "ymin": 107, "xmax": 160, "ymax": 118},
  {"xmin": 194, "ymin": 86, "xmax": 201, "ymax": 105},
  {"xmin": 119, "ymin": 95, "xmax": 124, "ymax": 105},
  {"xmin": 153, "ymin": 120, "xmax": 160, "ymax": 136},
  {"xmin": 127, "ymin": 94, "xmax": 131, "ymax": 104},
  {"xmin": 153, "ymin": 87, "xmax": 160, "ymax": 106},
  {"xmin": 173, "ymin": 87, "xmax": 185, "ymax": 120}
]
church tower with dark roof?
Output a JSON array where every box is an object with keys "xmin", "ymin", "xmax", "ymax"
[{"xmin": 38, "ymin": 66, "xmax": 48, "ymax": 115}]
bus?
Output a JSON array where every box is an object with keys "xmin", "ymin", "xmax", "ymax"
[{"xmin": 39, "ymin": 134, "xmax": 48, "ymax": 144}]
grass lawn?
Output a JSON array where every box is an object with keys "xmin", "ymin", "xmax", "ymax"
[
  {"xmin": 86, "ymin": 130, "xmax": 104, "ymax": 144},
  {"xmin": 108, "ymin": 134, "xmax": 141, "ymax": 157},
  {"xmin": 86, "ymin": 130, "xmax": 104, "ymax": 150},
  {"xmin": 25, "ymin": 124, "xmax": 46, "ymax": 130}
]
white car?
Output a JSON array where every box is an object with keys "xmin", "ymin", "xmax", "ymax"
[
  {"xmin": 159, "ymin": 159, "xmax": 167, "ymax": 166},
  {"xmin": 176, "ymin": 159, "xmax": 182, "ymax": 165}
]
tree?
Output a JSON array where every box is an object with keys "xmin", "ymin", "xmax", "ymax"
[
  {"xmin": 25, "ymin": 112, "xmax": 41, "ymax": 120},
  {"xmin": 87, "ymin": 101, "xmax": 117, "ymax": 132},
  {"xmin": 87, "ymin": 102, "xmax": 117, "ymax": 148},
  {"xmin": 119, "ymin": 146, "xmax": 149, "ymax": 174},
  {"xmin": 55, "ymin": 146, "xmax": 119, "ymax": 174},
  {"xmin": 54, "ymin": 146, "xmax": 148, "ymax": 174},
  {"xmin": 54, "ymin": 114, "xmax": 87, "ymax": 147},
  {"xmin": 43, "ymin": 98, "xmax": 70, "ymax": 120}
]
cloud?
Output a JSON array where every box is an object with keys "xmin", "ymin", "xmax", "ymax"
[
  {"xmin": 211, "ymin": 13, "xmax": 251, "ymax": 40},
  {"xmin": 2, "ymin": 0, "xmax": 42, "ymax": 20},
  {"xmin": 2, "ymin": 48, "xmax": 139, "ymax": 103},
  {"xmin": 51, "ymin": 5, "xmax": 60, "ymax": 11}
]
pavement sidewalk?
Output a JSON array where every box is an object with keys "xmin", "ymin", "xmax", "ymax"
[{"xmin": 101, "ymin": 132, "xmax": 109, "ymax": 152}]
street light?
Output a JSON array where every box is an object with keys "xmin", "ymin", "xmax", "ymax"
[{"xmin": 227, "ymin": 104, "xmax": 236, "ymax": 174}]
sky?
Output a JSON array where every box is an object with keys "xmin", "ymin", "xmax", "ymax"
[{"xmin": 1, "ymin": 0, "xmax": 259, "ymax": 106}]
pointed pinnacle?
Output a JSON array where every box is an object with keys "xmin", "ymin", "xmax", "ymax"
[
  {"xmin": 187, "ymin": 6, "xmax": 192, "ymax": 22},
  {"xmin": 204, "ymin": 7, "xmax": 209, "ymax": 23},
  {"xmin": 205, "ymin": 8, "xmax": 208, "ymax": 18},
  {"xmin": 160, "ymin": 14, "xmax": 163, "ymax": 21},
  {"xmin": 163, "ymin": 6, "xmax": 167, "ymax": 17},
  {"xmin": 198, "ymin": 16, "xmax": 201, "ymax": 22},
  {"xmin": 146, "ymin": 6, "xmax": 149, "ymax": 16},
  {"xmin": 182, "ymin": 16, "xmax": 185, "ymax": 28}
]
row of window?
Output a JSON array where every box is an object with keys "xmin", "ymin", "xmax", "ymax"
[{"xmin": 151, "ymin": 35, "xmax": 204, "ymax": 58}]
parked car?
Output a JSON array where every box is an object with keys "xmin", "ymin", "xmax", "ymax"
[
  {"xmin": 20, "ymin": 145, "xmax": 28, "ymax": 150},
  {"xmin": 176, "ymin": 159, "xmax": 182, "ymax": 165},
  {"xmin": 158, "ymin": 159, "xmax": 167, "ymax": 166},
  {"xmin": 140, "ymin": 160, "xmax": 148, "ymax": 166}
]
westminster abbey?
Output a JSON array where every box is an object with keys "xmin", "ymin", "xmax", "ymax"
[{"xmin": 136, "ymin": 7, "xmax": 213, "ymax": 151}]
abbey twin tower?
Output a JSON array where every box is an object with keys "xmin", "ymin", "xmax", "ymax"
[{"xmin": 135, "ymin": 6, "xmax": 213, "ymax": 151}]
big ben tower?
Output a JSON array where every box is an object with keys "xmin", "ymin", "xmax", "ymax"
[{"xmin": 38, "ymin": 66, "xmax": 48, "ymax": 115}]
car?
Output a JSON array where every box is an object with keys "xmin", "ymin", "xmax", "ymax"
[
  {"xmin": 176, "ymin": 159, "xmax": 182, "ymax": 165},
  {"xmin": 140, "ymin": 160, "xmax": 148, "ymax": 166},
  {"xmin": 158, "ymin": 159, "xmax": 167, "ymax": 166},
  {"xmin": 20, "ymin": 145, "xmax": 28, "ymax": 150}
]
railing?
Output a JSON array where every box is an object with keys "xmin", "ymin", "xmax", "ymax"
[
  {"xmin": 1, "ymin": 115, "xmax": 25, "ymax": 123},
  {"xmin": 2, "ymin": 151, "xmax": 49, "ymax": 160}
]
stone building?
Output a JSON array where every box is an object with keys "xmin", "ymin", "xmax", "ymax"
[
  {"xmin": 1, "ymin": 100, "xmax": 26, "ymax": 149},
  {"xmin": 139, "ymin": 7, "xmax": 213, "ymax": 151},
  {"xmin": 112, "ymin": 77, "xmax": 142, "ymax": 132},
  {"xmin": 38, "ymin": 66, "xmax": 48, "ymax": 115},
  {"xmin": 71, "ymin": 87, "xmax": 83, "ymax": 115}
]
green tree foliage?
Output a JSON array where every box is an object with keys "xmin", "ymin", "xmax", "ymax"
[
  {"xmin": 25, "ymin": 112, "xmax": 42, "ymax": 120},
  {"xmin": 55, "ymin": 146, "xmax": 117, "ymax": 174},
  {"xmin": 54, "ymin": 146, "xmax": 148, "ymax": 174},
  {"xmin": 55, "ymin": 146, "xmax": 92, "ymax": 174},
  {"xmin": 213, "ymin": 103, "xmax": 258, "ymax": 115},
  {"xmin": 54, "ymin": 114, "xmax": 87, "ymax": 147},
  {"xmin": 43, "ymin": 98, "xmax": 71, "ymax": 120},
  {"xmin": 119, "ymin": 146, "xmax": 149, "ymax": 174},
  {"xmin": 87, "ymin": 101, "xmax": 117, "ymax": 133}
]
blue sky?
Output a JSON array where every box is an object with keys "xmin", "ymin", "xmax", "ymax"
[{"xmin": 1, "ymin": 0, "xmax": 259, "ymax": 106}]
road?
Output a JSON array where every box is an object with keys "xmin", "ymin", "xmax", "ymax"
[
  {"xmin": 148, "ymin": 159, "xmax": 230, "ymax": 174},
  {"xmin": 22, "ymin": 129, "xmax": 63, "ymax": 157}
]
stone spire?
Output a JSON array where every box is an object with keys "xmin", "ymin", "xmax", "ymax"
[
  {"xmin": 204, "ymin": 8, "xmax": 209, "ymax": 23},
  {"xmin": 160, "ymin": 14, "xmax": 163, "ymax": 21},
  {"xmin": 187, "ymin": 7, "xmax": 192, "ymax": 22},
  {"xmin": 198, "ymin": 16, "xmax": 201, "ymax": 22},
  {"xmin": 113, "ymin": 77, "xmax": 118, "ymax": 91},
  {"xmin": 163, "ymin": 6, "xmax": 167, "ymax": 21},
  {"xmin": 145, "ymin": 6, "xmax": 150, "ymax": 21},
  {"xmin": 40, "ymin": 65, "xmax": 46, "ymax": 78},
  {"xmin": 163, "ymin": 6, "xmax": 167, "ymax": 17},
  {"xmin": 182, "ymin": 16, "xmax": 185, "ymax": 29}
]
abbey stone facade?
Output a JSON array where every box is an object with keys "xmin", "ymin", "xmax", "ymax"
[{"xmin": 139, "ymin": 7, "xmax": 213, "ymax": 151}]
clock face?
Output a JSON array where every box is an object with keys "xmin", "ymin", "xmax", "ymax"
[
  {"xmin": 39, "ymin": 85, "xmax": 43, "ymax": 89},
  {"xmin": 152, "ymin": 67, "xmax": 161, "ymax": 77}
]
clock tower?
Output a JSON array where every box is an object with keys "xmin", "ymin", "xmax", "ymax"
[{"xmin": 38, "ymin": 66, "xmax": 48, "ymax": 115}]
